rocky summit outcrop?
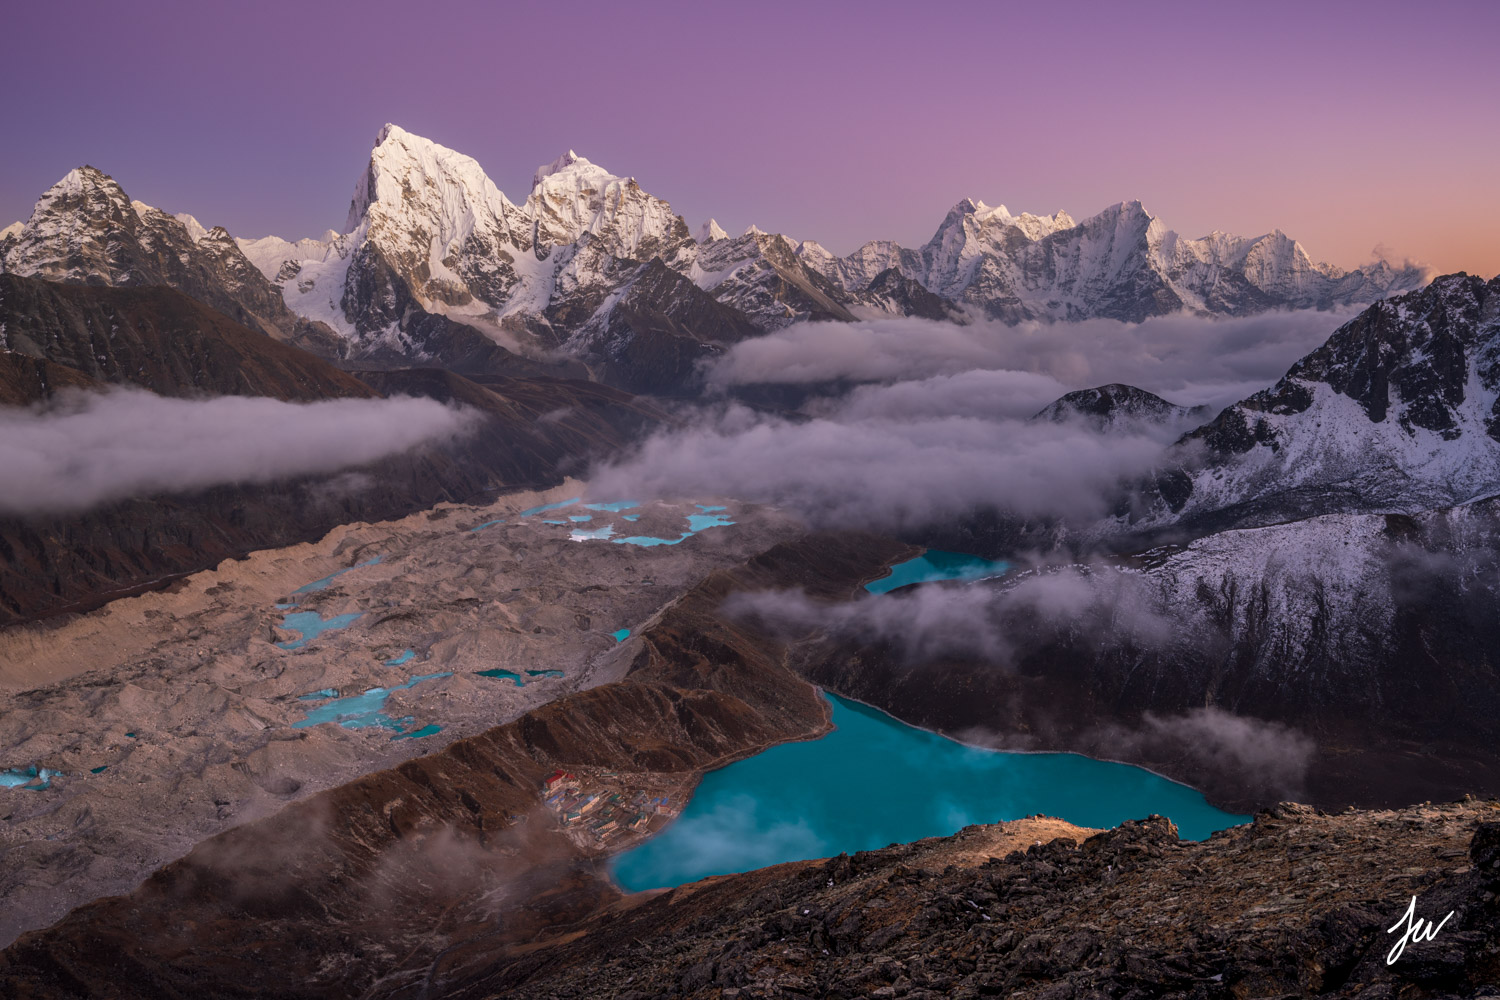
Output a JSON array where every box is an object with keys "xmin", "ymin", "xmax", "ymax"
[
  {"xmin": 453, "ymin": 800, "xmax": 1500, "ymax": 999},
  {"xmin": 1033, "ymin": 382, "xmax": 1212, "ymax": 436}
]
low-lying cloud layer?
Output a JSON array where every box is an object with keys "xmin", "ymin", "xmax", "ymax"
[
  {"xmin": 595, "ymin": 310, "xmax": 1353, "ymax": 533},
  {"xmin": 0, "ymin": 389, "xmax": 478, "ymax": 514},
  {"xmin": 726, "ymin": 564, "xmax": 1182, "ymax": 665},
  {"xmin": 709, "ymin": 309, "xmax": 1354, "ymax": 410},
  {"xmin": 591, "ymin": 391, "xmax": 1178, "ymax": 531}
]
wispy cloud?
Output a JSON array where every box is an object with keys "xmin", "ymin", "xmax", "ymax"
[
  {"xmin": 591, "ymin": 396, "xmax": 1173, "ymax": 531},
  {"xmin": 0, "ymin": 389, "xmax": 479, "ymax": 514},
  {"xmin": 708, "ymin": 309, "xmax": 1353, "ymax": 410}
]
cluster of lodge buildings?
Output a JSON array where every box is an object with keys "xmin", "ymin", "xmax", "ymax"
[{"xmin": 541, "ymin": 769, "xmax": 671, "ymax": 843}]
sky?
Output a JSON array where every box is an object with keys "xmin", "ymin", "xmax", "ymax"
[{"xmin": 4, "ymin": 0, "xmax": 1497, "ymax": 277}]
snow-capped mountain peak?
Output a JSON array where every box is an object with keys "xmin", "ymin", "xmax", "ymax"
[
  {"xmin": 2, "ymin": 166, "xmax": 144, "ymax": 282},
  {"xmin": 696, "ymin": 218, "xmax": 728, "ymax": 243},
  {"xmin": 1156, "ymin": 273, "xmax": 1500, "ymax": 529},
  {"xmin": 347, "ymin": 123, "xmax": 521, "ymax": 236},
  {"xmin": 531, "ymin": 149, "xmax": 612, "ymax": 190},
  {"xmin": 0, "ymin": 164, "xmax": 332, "ymax": 346},
  {"xmin": 523, "ymin": 148, "xmax": 688, "ymax": 259},
  {"xmin": 3, "ymin": 126, "xmax": 1435, "ymax": 405},
  {"xmin": 795, "ymin": 191, "xmax": 1427, "ymax": 323},
  {"xmin": 173, "ymin": 212, "xmax": 209, "ymax": 244}
]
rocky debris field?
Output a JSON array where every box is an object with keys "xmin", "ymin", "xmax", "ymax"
[
  {"xmin": 0, "ymin": 531, "xmax": 910, "ymax": 999},
  {"xmin": 0, "ymin": 482, "xmax": 802, "ymax": 948}
]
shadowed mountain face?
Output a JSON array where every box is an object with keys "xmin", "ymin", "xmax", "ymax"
[
  {"xmin": 1033, "ymin": 382, "xmax": 1212, "ymax": 434},
  {"xmin": 558, "ymin": 258, "xmax": 765, "ymax": 396},
  {"xmin": 0, "ymin": 274, "xmax": 377, "ymax": 402},
  {"xmin": 0, "ymin": 352, "xmax": 99, "ymax": 406},
  {"xmin": 792, "ymin": 502, "xmax": 1500, "ymax": 816}
]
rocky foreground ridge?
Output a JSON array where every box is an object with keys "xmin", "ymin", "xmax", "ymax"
[{"xmin": 467, "ymin": 801, "xmax": 1500, "ymax": 1000}]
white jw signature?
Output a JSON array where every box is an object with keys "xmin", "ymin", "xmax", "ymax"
[{"xmin": 1386, "ymin": 895, "xmax": 1454, "ymax": 965}]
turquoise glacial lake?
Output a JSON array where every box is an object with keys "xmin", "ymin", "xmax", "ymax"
[
  {"xmin": 866, "ymin": 549, "xmax": 1012, "ymax": 594},
  {"xmin": 612, "ymin": 694, "xmax": 1250, "ymax": 891}
]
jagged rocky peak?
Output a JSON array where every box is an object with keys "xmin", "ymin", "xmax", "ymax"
[
  {"xmin": 1, "ymin": 166, "xmax": 140, "ymax": 280},
  {"xmin": 524, "ymin": 147, "xmax": 689, "ymax": 259},
  {"xmin": 530, "ymin": 148, "xmax": 607, "ymax": 189},
  {"xmin": 960, "ymin": 197, "xmax": 1077, "ymax": 240},
  {"xmin": 34, "ymin": 165, "xmax": 133, "ymax": 217},
  {"xmin": 695, "ymin": 217, "xmax": 728, "ymax": 243}
]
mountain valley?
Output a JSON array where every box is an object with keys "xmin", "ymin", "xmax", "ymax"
[{"xmin": 1, "ymin": 121, "xmax": 1498, "ymax": 999}]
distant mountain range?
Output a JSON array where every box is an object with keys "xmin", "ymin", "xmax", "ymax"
[
  {"xmin": 1, "ymin": 124, "xmax": 1429, "ymax": 395},
  {"xmin": 4, "ymin": 127, "xmax": 1500, "ymax": 998},
  {"xmin": 1, "ymin": 126, "xmax": 1494, "ymax": 769}
]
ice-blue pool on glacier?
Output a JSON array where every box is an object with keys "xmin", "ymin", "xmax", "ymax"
[
  {"xmin": 1, "ymin": 766, "xmax": 61, "ymax": 791},
  {"xmin": 292, "ymin": 556, "xmax": 383, "ymax": 595},
  {"xmin": 506, "ymin": 499, "xmax": 736, "ymax": 546},
  {"xmin": 292, "ymin": 672, "xmax": 452, "ymax": 737},
  {"xmin": 476, "ymin": 668, "xmax": 565, "ymax": 685},
  {"xmin": 276, "ymin": 611, "xmax": 363, "ymax": 650}
]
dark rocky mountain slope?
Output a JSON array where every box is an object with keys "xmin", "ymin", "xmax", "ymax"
[
  {"xmin": 0, "ymin": 274, "xmax": 376, "ymax": 402},
  {"xmin": 795, "ymin": 497, "xmax": 1500, "ymax": 815},
  {"xmin": 1033, "ymin": 382, "xmax": 1212, "ymax": 434},
  {"xmin": 2, "ymin": 532, "xmax": 1493, "ymax": 998},
  {"xmin": 0, "ymin": 274, "xmax": 669, "ymax": 624}
]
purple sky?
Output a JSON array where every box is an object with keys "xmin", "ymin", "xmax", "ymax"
[{"xmin": 5, "ymin": 0, "xmax": 1497, "ymax": 276}]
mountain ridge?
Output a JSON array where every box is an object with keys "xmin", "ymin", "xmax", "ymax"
[{"xmin": 0, "ymin": 125, "xmax": 1436, "ymax": 399}]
